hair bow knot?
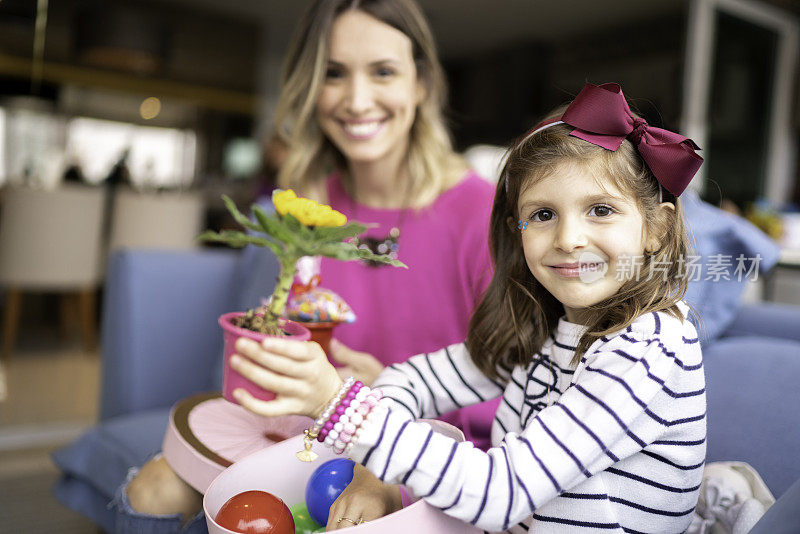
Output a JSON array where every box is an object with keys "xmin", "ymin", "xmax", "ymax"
[
  {"xmin": 630, "ymin": 117, "xmax": 648, "ymax": 145},
  {"xmin": 561, "ymin": 83, "xmax": 703, "ymax": 197}
]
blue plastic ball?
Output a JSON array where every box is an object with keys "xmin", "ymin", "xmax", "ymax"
[{"xmin": 305, "ymin": 458, "xmax": 355, "ymax": 526}]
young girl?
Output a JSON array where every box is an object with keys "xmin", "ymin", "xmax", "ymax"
[{"xmin": 231, "ymin": 82, "xmax": 707, "ymax": 533}]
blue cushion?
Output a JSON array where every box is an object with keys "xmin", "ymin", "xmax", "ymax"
[
  {"xmin": 750, "ymin": 475, "xmax": 800, "ymax": 533},
  {"xmin": 704, "ymin": 336, "xmax": 800, "ymax": 496},
  {"xmin": 100, "ymin": 250, "xmax": 239, "ymax": 420},
  {"xmin": 721, "ymin": 302, "xmax": 800, "ymax": 343}
]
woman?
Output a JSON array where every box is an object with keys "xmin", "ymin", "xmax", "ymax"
[{"xmin": 120, "ymin": 0, "xmax": 497, "ymax": 531}]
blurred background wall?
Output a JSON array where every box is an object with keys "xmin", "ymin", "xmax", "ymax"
[
  {"xmin": 0, "ymin": 0, "xmax": 797, "ymax": 206},
  {"xmin": 0, "ymin": 0, "xmax": 799, "ymax": 337}
]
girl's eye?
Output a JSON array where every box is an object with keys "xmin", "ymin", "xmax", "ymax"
[
  {"xmin": 531, "ymin": 209, "xmax": 554, "ymax": 222},
  {"xmin": 590, "ymin": 205, "xmax": 614, "ymax": 217}
]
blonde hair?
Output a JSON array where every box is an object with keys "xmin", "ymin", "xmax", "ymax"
[
  {"xmin": 273, "ymin": 0, "xmax": 465, "ymax": 207},
  {"xmin": 467, "ymin": 121, "xmax": 691, "ymax": 375}
]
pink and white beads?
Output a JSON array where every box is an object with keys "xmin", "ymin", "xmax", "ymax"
[{"xmin": 315, "ymin": 379, "xmax": 384, "ymax": 454}]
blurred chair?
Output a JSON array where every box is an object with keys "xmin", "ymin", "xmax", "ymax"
[
  {"xmin": 108, "ymin": 186, "xmax": 205, "ymax": 252},
  {"xmin": 0, "ymin": 184, "xmax": 106, "ymax": 361}
]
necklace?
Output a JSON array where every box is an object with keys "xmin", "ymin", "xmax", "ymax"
[
  {"xmin": 354, "ymin": 226, "xmax": 401, "ymax": 266},
  {"xmin": 346, "ymin": 183, "xmax": 406, "ymax": 268}
]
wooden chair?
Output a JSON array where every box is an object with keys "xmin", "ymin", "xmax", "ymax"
[{"xmin": 0, "ymin": 184, "xmax": 106, "ymax": 361}]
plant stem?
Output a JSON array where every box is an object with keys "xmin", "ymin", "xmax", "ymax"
[{"xmin": 267, "ymin": 255, "xmax": 298, "ymax": 325}]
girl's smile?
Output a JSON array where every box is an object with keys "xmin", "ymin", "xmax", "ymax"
[
  {"xmin": 517, "ymin": 161, "xmax": 656, "ymax": 322},
  {"xmin": 548, "ymin": 260, "xmax": 606, "ymax": 279}
]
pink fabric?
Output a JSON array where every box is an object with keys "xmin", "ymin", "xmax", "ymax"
[{"xmin": 321, "ymin": 172, "xmax": 498, "ymax": 450}]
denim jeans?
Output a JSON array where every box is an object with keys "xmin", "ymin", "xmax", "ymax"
[{"xmin": 112, "ymin": 466, "xmax": 208, "ymax": 534}]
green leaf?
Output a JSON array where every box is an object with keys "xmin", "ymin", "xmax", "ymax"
[
  {"xmin": 313, "ymin": 242, "xmax": 407, "ymax": 268},
  {"xmin": 222, "ymin": 195, "xmax": 262, "ymax": 233},
  {"xmin": 313, "ymin": 243, "xmax": 366, "ymax": 260},
  {"xmin": 310, "ymin": 221, "xmax": 369, "ymax": 242},
  {"xmin": 283, "ymin": 212, "xmax": 315, "ymax": 241},
  {"xmin": 356, "ymin": 248, "xmax": 407, "ymax": 267},
  {"xmin": 252, "ymin": 206, "xmax": 296, "ymax": 242},
  {"xmin": 198, "ymin": 230, "xmax": 284, "ymax": 257},
  {"xmin": 202, "ymin": 194, "xmax": 405, "ymax": 270}
]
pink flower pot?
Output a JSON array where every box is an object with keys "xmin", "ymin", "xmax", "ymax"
[{"xmin": 219, "ymin": 312, "xmax": 311, "ymax": 404}]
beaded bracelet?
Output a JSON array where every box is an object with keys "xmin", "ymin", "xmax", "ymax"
[
  {"xmin": 317, "ymin": 380, "xmax": 364, "ymax": 443},
  {"xmin": 323, "ymin": 385, "xmax": 382, "ymax": 453},
  {"xmin": 296, "ymin": 377, "xmax": 354, "ymax": 462},
  {"xmin": 334, "ymin": 387, "xmax": 383, "ymax": 454},
  {"xmin": 344, "ymin": 393, "xmax": 387, "ymax": 455}
]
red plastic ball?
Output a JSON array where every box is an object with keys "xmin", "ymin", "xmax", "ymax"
[{"xmin": 215, "ymin": 490, "xmax": 295, "ymax": 534}]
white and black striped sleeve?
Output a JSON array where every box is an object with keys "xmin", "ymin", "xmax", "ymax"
[
  {"xmin": 372, "ymin": 342, "xmax": 506, "ymax": 420},
  {"xmin": 350, "ymin": 330, "xmax": 694, "ymax": 531}
]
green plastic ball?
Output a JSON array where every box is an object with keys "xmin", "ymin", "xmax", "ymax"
[{"xmin": 289, "ymin": 503, "xmax": 322, "ymax": 534}]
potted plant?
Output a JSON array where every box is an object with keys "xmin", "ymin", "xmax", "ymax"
[{"xmin": 199, "ymin": 190, "xmax": 404, "ymax": 403}]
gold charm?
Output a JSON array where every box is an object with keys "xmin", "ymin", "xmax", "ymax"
[
  {"xmin": 296, "ymin": 448, "xmax": 318, "ymax": 462},
  {"xmin": 296, "ymin": 429, "xmax": 319, "ymax": 462}
]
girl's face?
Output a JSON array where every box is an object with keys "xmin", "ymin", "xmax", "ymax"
[
  {"xmin": 316, "ymin": 10, "xmax": 424, "ymax": 166},
  {"xmin": 516, "ymin": 161, "xmax": 663, "ymax": 324}
]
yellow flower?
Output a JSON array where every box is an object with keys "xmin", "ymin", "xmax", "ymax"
[
  {"xmin": 272, "ymin": 189, "xmax": 346, "ymax": 227},
  {"xmin": 273, "ymin": 189, "xmax": 298, "ymax": 216}
]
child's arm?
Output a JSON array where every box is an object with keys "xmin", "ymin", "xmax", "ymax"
[
  {"xmin": 231, "ymin": 325, "xmax": 704, "ymax": 531},
  {"xmin": 372, "ymin": 342, "xmax": 507, "ymax": 420},
  {"xmin": 345, "ymin": 329, "xmax": 704, "ymax": 531}
]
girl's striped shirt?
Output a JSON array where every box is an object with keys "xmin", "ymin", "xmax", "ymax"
[{"xmin": 350, "ymin": 303, "xmax": 706, "ymax": 533}]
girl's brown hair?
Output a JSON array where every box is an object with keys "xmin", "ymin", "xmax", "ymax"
[
  {"xmin": 273, "ymin": 0, "xmax": 465, "ymax": 207},
  {"xmin": 467, "ymin": 120, "xmax": 691, "ymax": 376}
]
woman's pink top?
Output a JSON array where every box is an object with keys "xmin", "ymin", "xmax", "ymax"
[{"xmin": 320, "ymin": 172, "xmax": 498, "ymax": 450}]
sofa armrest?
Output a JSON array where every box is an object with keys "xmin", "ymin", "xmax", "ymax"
[
  {"xmin": 100, "ymin": 249, "xmax": 240, "ymax": 420},
  {"xmin": 704, "ymin": 336, "xmax": 800, "ymax": 497},
  {"xmin": 721, "ymin": 302, "xmax": 800, "ymax": 344}
]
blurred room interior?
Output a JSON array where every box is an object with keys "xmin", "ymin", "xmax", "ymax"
[{"xmin": 0, "ymin": 0, "xmax": 799, "ymax": 531}]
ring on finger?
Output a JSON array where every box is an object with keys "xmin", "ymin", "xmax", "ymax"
[{"xmin": 337, "ymin": 516, "xmax": 359, "ymax": 525}]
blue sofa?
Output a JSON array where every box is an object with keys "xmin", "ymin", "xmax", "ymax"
[{"xmin": 53, "ymin": 198, "xmax": 800, "ymax": 532}]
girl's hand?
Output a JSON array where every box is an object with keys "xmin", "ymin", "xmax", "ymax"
[
  {"xmin": 329, "ymin": 339, "xmax": 385, "ymax": 386},
  {"xmin": 230, "ymin": 337, "xmax": 343, "ymax": 419},
  {"xmin": 326, "ymin": 464, "xmax": 402, "ymax": 530}
]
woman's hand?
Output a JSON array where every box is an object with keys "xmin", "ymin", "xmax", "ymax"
[
  {"xmin": 326, "ymin": 464, "xmax": 402, "ymax": 530},
  {"xmin": 329, "ymin": 339, "xmax": 385, "ymax": 385},
  {"xmin": 230, "ymin": 337, "xmax": 343, "ymax": 419}
]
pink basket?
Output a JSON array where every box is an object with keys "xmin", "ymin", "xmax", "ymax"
[
  {"xmin": 219, "ymin": 312, "xmax": 311, "ymax": 404},
  {"xmin": 204, "ymin": 427, "xmax": 480, "ymax": 533}
]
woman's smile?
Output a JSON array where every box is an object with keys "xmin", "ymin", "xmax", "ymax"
[{"xmin": 339, "ymin": 118, "xmax": 387, "ymax": 139}]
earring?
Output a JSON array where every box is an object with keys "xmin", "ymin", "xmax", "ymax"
[{"xmin": 517, "ymin": 220, "xmax": 528, "ymax": 232}]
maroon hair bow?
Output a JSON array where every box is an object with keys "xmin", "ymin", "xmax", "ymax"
[{"xmin": 561, "ymin": 83, "xmax": 703, "ymax": 197}]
